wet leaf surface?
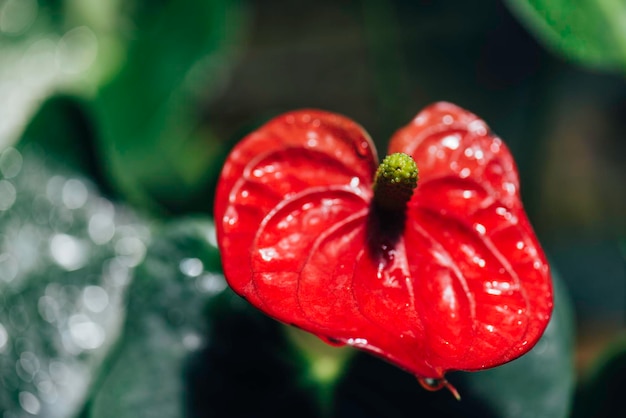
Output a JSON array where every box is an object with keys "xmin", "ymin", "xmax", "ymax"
[
  {"xmin": 0, "ymin": 147, "xmax": 150, "ymax": 418},
  {"xmin": 88, "ymin": 218, "xmax": 319, "ymax": 418}
]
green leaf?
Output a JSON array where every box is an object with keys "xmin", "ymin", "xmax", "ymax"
[
  {"xmin": 89, "ymin": 217, "xmax": 327, "ymax": 418},
  {"xmin": 0, "ymin": 0, "xmax": 128, "ymax": 150},
  {"xmin": 505, "ymin": 0, "xmax": 626, "ymax": 71},
  {"xmin": 573, "ymin": 333, "xmax": 626, "ymax": 418},
  {"xmin": 0, "ymin": 146, "xmax": 150, "ymax": 417},
  {"xmin": 18, "ymin": 96, "xmax": 109, "ymax": 189},
  {"xmin": 93, "ymin": 0, "xmax": 247, "ymax": 214},
  {"xmin": 87, "ymin": 218, "xmax": 224, "ymax": 418}
]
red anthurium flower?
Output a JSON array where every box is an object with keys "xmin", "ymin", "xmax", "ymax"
[{"xmin": 214, "ymin": 102, "xmax": 553, "ymax": 396}]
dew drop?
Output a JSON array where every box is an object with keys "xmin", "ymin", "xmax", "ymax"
[
  {"xmin": 441, "ymin": 135, "xmax": 460, "ymax": 150},
  {"xmin": 259, "ymin": 247, "xmax": 277, "ymax": 262},
  {"xmin": 182, "ymin": 332, "xmax": 203, "ymax": 351},
  {"xmin": 347, "ymin": 338, "xmax": 368, "ymax": 346},
  {"xmin": 467, "ymin": 120, "xmax": 487, "ymax": 136},
  {"xmin": 0, "ymin": 252, "xmax": 19, "ymax": 282},
  {"xmin": 19, "ymin": 351, "xmax": 40, "ymax": 376},
  {"xmin": 195, "ymin": 273, "xmax": 227, "ymax": 294},
  {"xmin": 180, "ymin": 258, "xmax": 204, "ymax": 277},
  {"xmin": 38, "ymin": 295, "xmax": 59, "ymax": 323},
  {"xmin": 50, "ymin": 234, "xmax": 88, "ymax": 271},
  {"xmin": 355, "ymin": 140, "xmax": 371, "ymax": 157},
  {"xmin": 0, "ymin": 179, "xmax": 17, "ymax": 210},
  {"xmin": 88, "ymin": 213, "xmax": 115, "ymax": 244},
  {"xmin": 0, "ymin": 147, "xmax": 23, "ymax": 178},
  {"xmin": 414, "ymin": 115, "xmax": 426, "ymax": 125},
  {"xmin": 68, "ymin": 314, "xmax": 105, "ymax": 350},
  {"xmin": 19, "ymin": 391, "xmax": 41, "ymax": 415},
  {"xmin": 503, "ymin": 182, "xmax": 516, "ymax": 194},
  {"xmin": 0, "ymin": 322, "xmax": 8, "ymax": 352},
  {"xmin": 82, "ymin": 286, "xmax": 109, "ymax": 313},
  {"xmin": 206, "ymin": 223, "xmax": 218, "ymax": 248},
  {"xmin": 114, "ymin": 236, "xmax": 146, "ymax": 267},
  {"xmin": 62, "ymin": 179, "xmax": 88, "ymax": 209}
]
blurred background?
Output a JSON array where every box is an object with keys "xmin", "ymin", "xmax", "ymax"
[{"xmin": 0, "ymin": 0, "xmax": 624, "ymax": 417}]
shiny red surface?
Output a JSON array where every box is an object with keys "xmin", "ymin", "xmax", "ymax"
[{"xmin": 214, "ymin": 102, "xmax": 553, "ymax": 380}]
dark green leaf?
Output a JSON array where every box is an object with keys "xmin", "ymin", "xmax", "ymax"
[
  {"xmin": 88, "ymin": 218, "xmax": 319, "ymax": 417},
  {"xmin": 93, "ymin": 0, "xmax": 247, "ymax": 214},
  {"xmin": 505, "ymin": 0, "xmax": 626, "ymax": 71},
  {"xmin": 18, "ymin": 96, "xmax": 109, "ymax": 192},
  {"xmin": 0, "ymin": 146, "xmax": 150, "ymax": 417},
  {"xmin": 88, "ymin": 218, "xmax": 224, "ymax": 418},
  {"xmin": 572, "ymin": 333, "xmax": 626, "ymax": 417}
]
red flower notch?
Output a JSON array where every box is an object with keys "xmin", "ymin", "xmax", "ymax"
[{"xmin": 215, "ymin": 102, "xmax": 553, "ymax": 394}]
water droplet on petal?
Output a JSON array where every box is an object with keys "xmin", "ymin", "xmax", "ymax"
[
  {"xmin": 441, "ymin": 135, "xmax": 460, "ymax": 150},
  {"xmin": 467, "ymin": 120, "xmax": 487, "ymax": 136},
  {"xmin": 474, "ymin": 223, "xmax": 486, "ymax": 235}
]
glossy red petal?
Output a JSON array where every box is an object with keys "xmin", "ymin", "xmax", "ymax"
[
  {"xmin": 215, "ymin": 103, "xmax": 553, "ymax": 385},
  {"xmin": 385, "ymin": 102, "xmax": 552, "ymax": 373},
  {"xmin": 252, "ymin": 188, "xmax": 369, "ymax": 327},
  {"xmin": 389, "ymin": 102, "xmax": 519, "ymax": 208},
  {"xmin": 215, "ymin": 109, "xmax": 377, "ymax": 313}
]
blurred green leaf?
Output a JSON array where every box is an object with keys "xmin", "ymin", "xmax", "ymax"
[
  {"xmin": 0, "ymin": 0, "xmax": 128, "ymax": 150},
  {"xmin": 93, "ymin": 0, "xmax": 247, "ymax": 214},
  {"xmin": 18, "ymin": 96, "xmax": 109, "ymax": 189},
  {"xmin": 505, "ymin": 0, "xmax": 626, "ymax": 71},
  {"xmin": 573, "ymin": 333, "xmax": 626, "ymax": 418},
  {"xmin": 87, "ymin": 218, "xmax": 224, "ymax": 418},
  {"xmin": 0, "ymin": 146, "xmax": 150, "ymax": 417},
  {"xmin": 88, "ymin": 218, "xmax": 320, "ymax": 417}
]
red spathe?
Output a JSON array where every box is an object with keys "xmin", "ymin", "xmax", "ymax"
[{"xmin": 214, "ymin": 102, "xmax": 553, "ymax": 383}]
